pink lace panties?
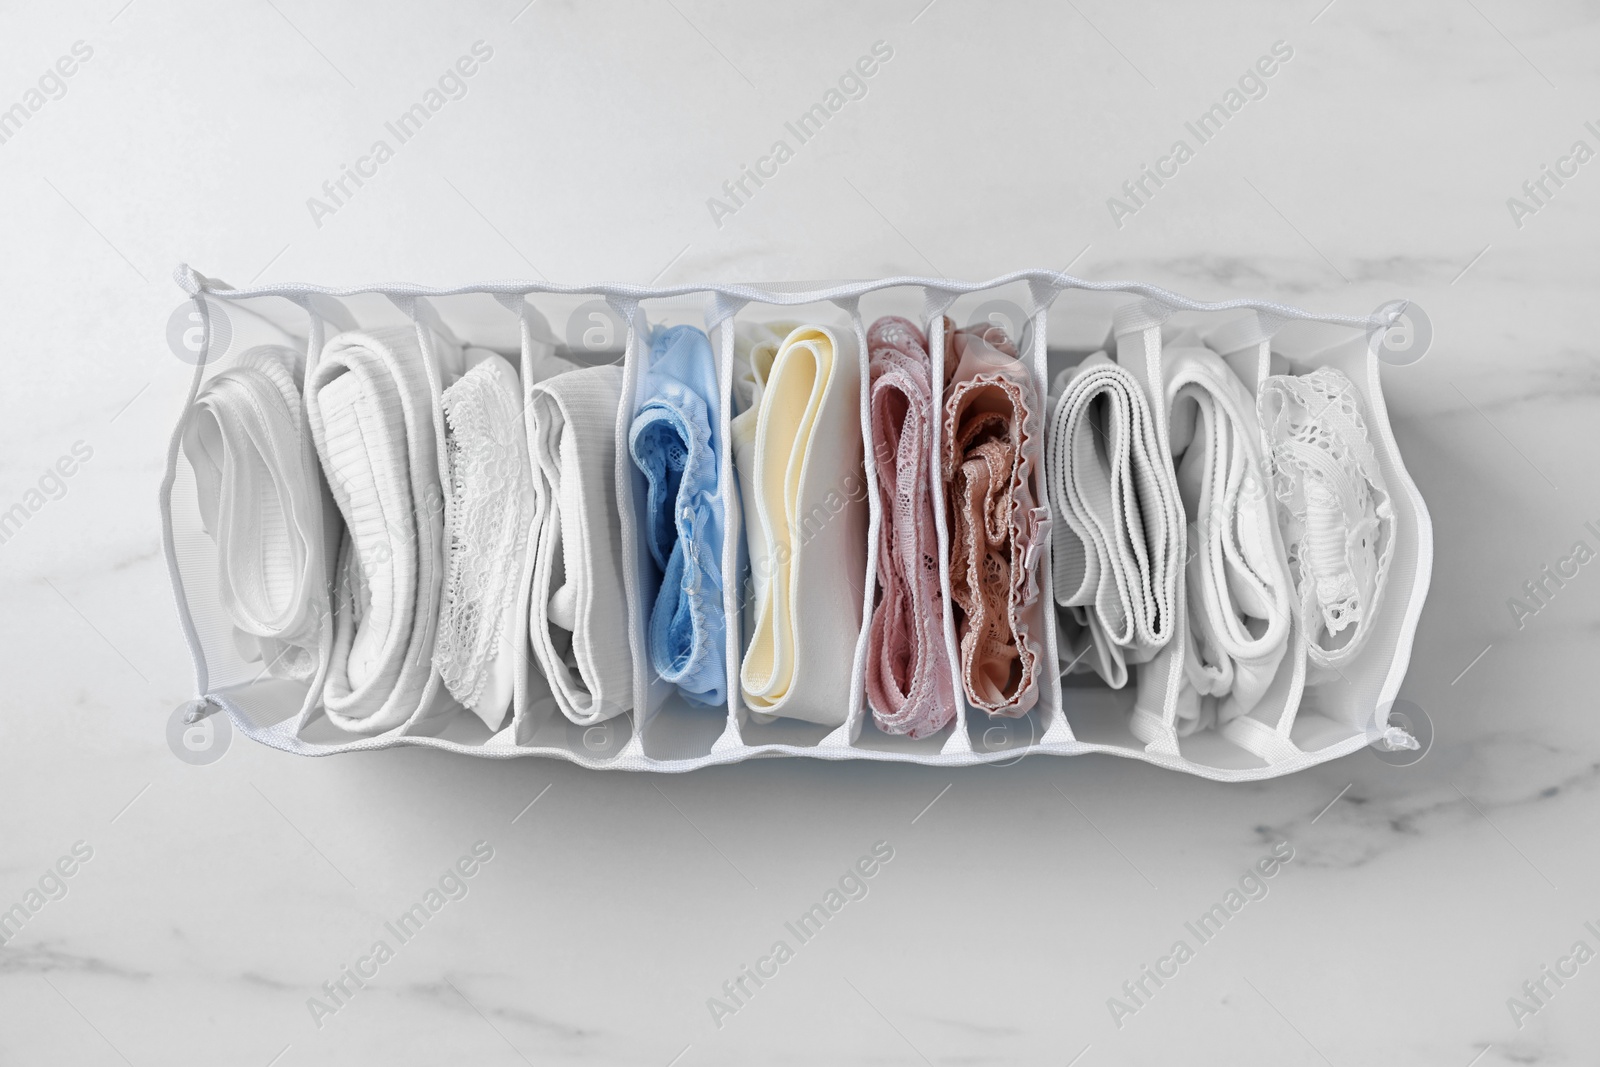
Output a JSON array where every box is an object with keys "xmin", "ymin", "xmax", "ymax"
[
  {"xmin": 865, "ymin": 317, "xmax": 955, "ymax": 738},
  {"xmin": 941, "ymin": 320, "xmax": 1049, "ymax": 718}
]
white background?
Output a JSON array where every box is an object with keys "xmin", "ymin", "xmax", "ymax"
[{"xmin": 2, "ymin": 1, "xmax": 1598, "ymax": 1063}]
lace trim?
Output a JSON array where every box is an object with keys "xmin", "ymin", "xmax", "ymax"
[
  {"xmin": 942, "ymin": 320, "xmax": 1046, "ymax": 717},
  {"xmin": 434, "ymin": 359, "xmax": 532, "ymax": 713},
  {"xmin": 865, "ymin": 316, "xmax": 955, "ymax": 738},
  {"xmin": 1258, "ymin": 366, "xmax": 1395, "ymax": 672}
]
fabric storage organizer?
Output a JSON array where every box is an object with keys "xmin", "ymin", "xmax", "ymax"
[{"xmin": 161, "ymin": 265, "xmax": 1433, "ymax": 781}]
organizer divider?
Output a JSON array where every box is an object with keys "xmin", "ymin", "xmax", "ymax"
[
  {"xmin": 623, "ymin": 305, "xmax": 673, "ymax": 724},
  {"xmin": 1026, "ymin": 284, "xmax": 1074, "ymax": 748},
  {"xmin": 821, "ymin": 295, "xmax": 875, "ymax": 754},
  {"xmin": 922, "ymin": 294, "xmax": 975, "ymax": 758},
  {"xmin": 498, "ymin": 292, "xmax": 558, "ymax": 750},
  {"xmin": 386, "ymin": 294, "xmax": 467, "ymax": 737},
  {"xmin": 280, "ymin": 291, "xmax": 346, "ymax": 741},
  {"xmin": 709, "ymin": 304, "xmax": 751, "ymax": 756},
  {"xmin": 609, "ymin": 296, "xmax": 651, "ymax": 765}
]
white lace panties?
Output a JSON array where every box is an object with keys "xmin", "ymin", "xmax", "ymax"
[
  {"xmin": 1258, "ymin": 367, "xmax": 1395, "ymax": 678},
  {"xmin": 434, "ymin": 354, "xmax": 533, "ymax": 731}
]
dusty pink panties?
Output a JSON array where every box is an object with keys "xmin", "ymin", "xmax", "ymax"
[
  {"xmin": 942, "ymin": 320, "xmax": 1049, "ymax": 718},
  {"xmin": 865, "ymin": 317, "xmax": 955, "ymax": 738}
]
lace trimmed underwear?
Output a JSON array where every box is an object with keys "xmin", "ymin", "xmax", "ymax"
[
  {"xmin": 1046, "ymin": 353, "xmax": 1181, "ymax": 688},
  {"xmin": 1163, "ymin": 346, "xmax": 1294, "ymax": 733},
  {"xmin": 183, "ymin": 344, "xmax": 332, "ymax": 684},
  {"xmin": 864, "ymin": 317, "xmax": 954, "ymax": 739},
  {"xmin": 941, "ymin": 319, "xmax": 1049, "ymax": 718},
  {"xmin": 525, "ymin": 363, "xmax": 634, "ymax": 724},
  {"xmin": 628, "ymin": 324, "xmax": 727, "ymax": 706},
  {"xmin": 434, "ymin": 353, "xmax": 533, "ymax": 731},
  {"xmin": 307, "ymin": 326, "xmax": 469, "ymax": 734},
  {"xmin": 731, "ymin": 321, "xmax": 865, "ymax": 727},
  {"xmin": 1258, "ymin": 366, "xmax": 1395, "ymax": 678}
]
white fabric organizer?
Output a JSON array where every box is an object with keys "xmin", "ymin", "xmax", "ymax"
[{"xmin": 160, "ymin": 266, "xmax": 1433, "ymax": 781}]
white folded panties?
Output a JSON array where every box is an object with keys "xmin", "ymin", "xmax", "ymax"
[
  {"xmin": 183, "ymin": 344, "xmax": 333, "ymax": 683},
  {"xmin": 307, "ymin": 326, "xmax": 468, "ymax": 734},
  {"xmin": 1258, "ymin": 367, "xmax": 1396, "ymax": 679},
  {"xmin": 731, "ymin": 322, "xmax": 866, "ymax": 727},
  {"xmin": 1163, "ymin": 346, "xmax": 1294, "ymax": 733},
  {"xmin": 524, "ymin": 363, "xmax": 634, "ymax": 725},
  {"xmin": 434, "ymin": 353, "xmax": 533, "ymax": 731},
  {"xmin": 1046, "ymin": 353, "xmax": 1182, "ymax": 687}
]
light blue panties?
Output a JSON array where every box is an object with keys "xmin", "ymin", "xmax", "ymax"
[{"xmin": 629, "ymin": 324, "xmax": 727, "ymax": 705}]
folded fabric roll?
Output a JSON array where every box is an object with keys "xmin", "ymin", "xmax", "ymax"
[
  {"xmin": 942, "ymin": 320, "xmax": 1049, "ymax": 718},
  {"xmin": 864, "ymin": 317, "xmax": 954, "ymax": 738},
  {"xmin": 628, "ymin": 324, "xmax": 726, "ymax": 706},
  {"xmin": 1259, "ymin": 367, "xmax": 1395, "ymax": 677},
  {"xmin": 433, "ymin": 353, "xmax": 533, "ymax": 731},
  {"xmin": 525, "ymin": 363, "xmax": 634, "ymax": 725},
  {"xmin": 183, "ymin": 344, "xmax": 333, "ymax": 683},
  {"xmin": 1163, "ymin": 347, "xmax": 1294, "ymax": 732},
  {"xmin": 1046, "ymin": 353, "xmax": 1182, "ymax": 688},
  {"xmin": 308, "ymin": 326, "xmax": 470, "ymax": 734},
  {"xmin": 731, "ymin": 321, "xmax": 866, "ymax": 726}
]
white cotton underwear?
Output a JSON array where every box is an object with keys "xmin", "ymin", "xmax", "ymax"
[
  {"xmin": 1046, "ymin": 353, "xmax": 1182, "ymax": 687},
  {"xmin": 523, "ymin": 363, "xmax": 634, "ymax": 726},
  {"xmin": 183, "ymin": 344, "xmax": 334, "ymax": 684},
  {"xmin": 307, "ymin": 326, "xmax": 470, "ymax": 734},
  {"xmin": 1163, "ymin": 346, "xmax": 1294, "ymax": 733}
]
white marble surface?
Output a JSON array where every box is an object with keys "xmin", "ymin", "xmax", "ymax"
[{"xmin": 2, "ymin": 0, "xmax": 1597, "ymax": 1063}]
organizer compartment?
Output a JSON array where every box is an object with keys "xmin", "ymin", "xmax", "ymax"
[
  {"xmin": 162, "ymin": 268, "xmax": 1430, "ymax": 779},
  {"xmin": 933, "ymin": 282, "xmax": 1067, "ymax": 762},
  {"xmin": 620, "ymin": 296, "xmax": 735, "ymax": 764},
  {"xmin": 846, "ymin": 290, "xmax": 950, "ymax": 758},
  {"xmin": 710, "ymin": 296, "xmax": 871, "ymax": 758}
]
